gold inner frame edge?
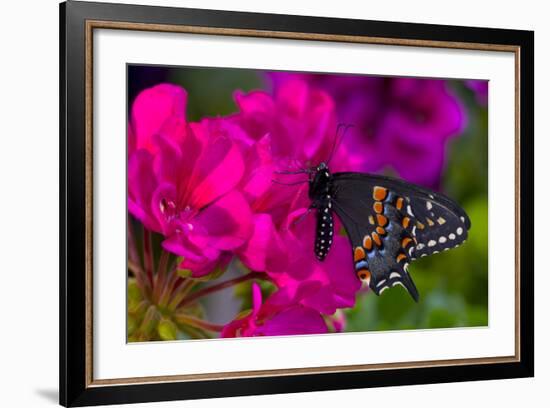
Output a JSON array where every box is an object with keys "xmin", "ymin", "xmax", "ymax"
[{"xmin": 84, "ymin": 19, "xmax": 522, "ymax": 388}]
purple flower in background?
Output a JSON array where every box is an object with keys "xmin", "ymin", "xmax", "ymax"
[
  {"xmin": 270, "ymin": 73, "xmax": 467, "ymax": 189},
  {"xmin": 466, "ymin": 79, "xmax": 489, "ymax": 105}
]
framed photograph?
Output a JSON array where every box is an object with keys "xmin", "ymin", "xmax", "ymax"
[{"xmin": 60, "ymin": 1, "xmax": 534, "ymax": 406}]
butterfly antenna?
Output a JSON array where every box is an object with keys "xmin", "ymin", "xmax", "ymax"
[
  {"xmin": 290, "ymin": 207, "xmax": 313, "ymax": 227},
  {"xmin": 274, "ymin": 169, "xmax": 311, "ymax": 175},
  {"xmin": 274, "ymin": 156, "xmax": 313, "ymax": 175},
  {"xmin": 327, "ymin": 123, "xmax": 354, "ymax": 166},
  {"xmin": 271, "ymin": 179, "xmax": 309, "ymax": 186}
]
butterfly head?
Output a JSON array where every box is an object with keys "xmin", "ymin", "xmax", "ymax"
[{"xmin": 308, "ymin": 162, "xmax": 332, "ymax": 201}]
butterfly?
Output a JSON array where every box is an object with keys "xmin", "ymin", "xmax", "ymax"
[
  {"xmin": 306, "ymin": 162, "xmax": 471, "ymax": 301},
  {"xmin": 278, "ymin": 126, "xmax": 471, "ymax": 302}
]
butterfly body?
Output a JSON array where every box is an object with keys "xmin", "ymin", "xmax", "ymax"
[
  {"xmin": 307, "ymin": 162, "xmax": 471, "ymax": 302},
  {"xmin": 309, "ymin": 163, "xmax": 335, "ymax": 261}
]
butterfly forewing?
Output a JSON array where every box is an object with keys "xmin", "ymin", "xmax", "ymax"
[{"xmin": 331, "ymin": 172, "xmax": 470, "ymax": 301}]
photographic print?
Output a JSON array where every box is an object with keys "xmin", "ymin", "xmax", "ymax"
[
  {"xmin": 126, "ymin": 65, "xmax": 489, "ymax": 342},
  {"xmin": 60, "ymin": 3, "xmax": 533, "ymax": 404}
]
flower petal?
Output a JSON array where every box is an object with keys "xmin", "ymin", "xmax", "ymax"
[
  {"xmin": 256, "ymin": 306, "xmax": 328, "ymax": 336},
  {"xmin": 191, "ymin": 191, "xmax": 252, "ymax": 250},
  {"xmin": 184, "ymin": 125, "xmax": 245, "ymax": 210},
  {"xmin": 130, "ymin": 83, "xmax": 187, "ymax": 152}
]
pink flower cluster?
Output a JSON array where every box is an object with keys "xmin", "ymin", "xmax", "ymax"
[{"xmin": 128, "ymin": 80, "xmax": 362, "ymax": 337}]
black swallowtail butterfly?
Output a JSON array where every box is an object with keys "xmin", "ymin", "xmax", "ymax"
[{"xmin": 279, "ymin": 126, "xmax": 471, "ymax": 302}]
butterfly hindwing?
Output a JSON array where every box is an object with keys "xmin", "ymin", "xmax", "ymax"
[{"xmin": 331, "ymin": 172, "xmax": 470, "ymax": 301}]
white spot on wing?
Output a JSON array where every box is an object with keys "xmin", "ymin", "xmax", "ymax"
[
  {"xmin": 439, "ymin": 236, "xmax": 447, "ymax": 244},
  {"xmin": 389, "ymin": 272, "xmax": 401, "ymax": 279},
  {"xmin": 428, "ymin": 240, "xmax": 436, "ymax": 247},
  {"xmin": 457, "ymin": 227, "xmax": 463, "ymax": 235},
  {"xmin": 377, "ymin": 279, "xmax": 387, "ymax": 287},
  {"xmin": 449, "ymin": 233, "xmax": 456, "ymax": 240},
  {"xmin": 426, "ymin": 201, "xmax": 433, "ymax": 210}
]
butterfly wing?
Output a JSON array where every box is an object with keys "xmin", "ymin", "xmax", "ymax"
[{"xmin": 331, "ymin": 172, "xmax": 470, "ymax": 301}]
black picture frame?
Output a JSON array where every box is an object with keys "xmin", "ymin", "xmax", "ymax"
[{"xmin": 60, "ymin": 1, "xmax": 534, "ymax": 406}]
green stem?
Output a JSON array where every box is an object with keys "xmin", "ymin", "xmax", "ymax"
[
  {"xmin": 174, "ymin": 313, "xmax": 224, "ymax": 332},
  {"xmin": 142, "ymin": 227, "xmax": 154, "ymax": 288},
  {"xmin": 153, "ymin": 250, "xmax": 170, "ymax": 303},
  {"xmin": 128, "ymin": 260, "xmax": 151, "ymax": 296},
  {"xmin": 158, "ymin": 267, "xmax": 181, "ymax": 308},
  {"xmin": 168, "ymin": 279, "xmax": 197, "ymax": 311},
  {"xmin": 127, "ymin": 218, "xmax": 141, "ymax": 267},
  {"xmin": 177, "ymin": 272, "xmax": 265, "ymax": 309}
]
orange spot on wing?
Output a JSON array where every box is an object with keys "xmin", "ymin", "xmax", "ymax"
[
  {"xmin": 376, "ymin": 226, "xmax": 386, "ymax": 236},
  {"xmin": 371, "ymin": 232, "xmax": 382, "ymax": 246},
  {"xmin": 396, "ymin": 197, "xmax": 404, "ymax": 210},
  {"xmin": 357, "ymin": 269, "xmax": 371, "ymax": 282},
  {"xmin": 376, "ymin": 214, "xmax": 388, "ymax": 227},
  {"xmin": 363, "ymin": 235, "xmax": 373, "ymax": 251},
  {"xmin": 373, "ymin": 186, "xmax": 388, "ymax": 201},
  {"xmin": 354, "ymin": 247, "xmax": 366, "ymax": 262},
  {"xmin": 416, "ymin": 221, "xmax": 425, "ymax": 230},
  {"xmin": 401, "ymin": 237, "xmax": 413, "ymax": 248},
  {"xmin": 373, "ymin": 202, "xmax": 384, "ymax": 214},
  {"xmin": 396, "ymin": 253, "xmax": 407, "ymax": 263},
  {"xmin": 427, "ymin": 218, "xmax": 435, "ymax": 226},
  {"xmin": 402, "ymin": 217, "xmax": 411, "ymax": 228}
]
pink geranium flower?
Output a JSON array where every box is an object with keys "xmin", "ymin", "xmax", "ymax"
[
  {"xmin": 229, "ymin": 80, "xmax": 362, "ymax": 313},
  {"xmin": 266, "ymin": 208, "xmax": 362, "ymax": 315},
  {"xmin": 221, "ymin": 283, "xmax": 328, "ymax": 337},
  {"xmin": 128, "ymin": 83, "xmax": 188, "ymax": 154},
  {"xmin": 232, "ymin": 79, "xmax": 341, "ymax": 273},
  {"xmin": 232, "ymin": 78, "xmax": 338, "ymax": 169},
  {"xmin": 128, "ymin": 84, "xmax": 253, "ymax": 276}
]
